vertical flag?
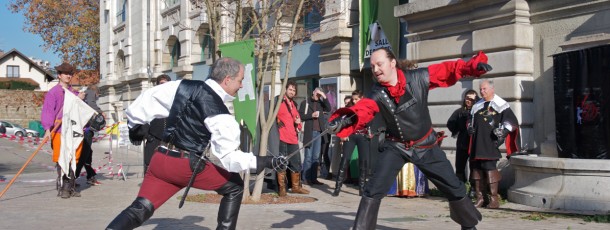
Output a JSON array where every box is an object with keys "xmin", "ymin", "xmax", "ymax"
[
  {"xmin": 219, "ymin": 39, "xmax": 257, "ymax": 141},
  {"xmin": 58, "ymin": 91, "xmax": 96, "ymax": 178},
  {"xmin": 359, "ymin": 0, "xmax": 379, "ymax": 67}
]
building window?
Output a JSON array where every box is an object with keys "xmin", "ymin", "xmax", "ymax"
[
  {"xmin": 115, "ymin": 50, "xmax": 125, "ymax": 78},
  {"xmin": 201, "ymin": 34, "xmax": 213, "ymax": 63},
  {"xmin": 303, "ymin": 6, "xmax": 323, "ymax": 33},
  {"xmin": 6, "ymin": 65, "xmax": 19, "ymax": 78},
  {"xmin": 116, "ymin": 0, "xmax": 127, "ymax": 24},
  {"xmin": 164, "ymin": 0, "xmax": 178, "ymax": 7},
  {"xmin": 171, "ymin": 41, "xmax": 181, "ymax": 68}
]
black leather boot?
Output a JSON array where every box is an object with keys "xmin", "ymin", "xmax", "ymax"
[
  {"xmin": 449, "ymin": 197, "xmax": 482, "ymax": 230},
  {"xmin": 486, "ymin": 169, "xmax": 502, "ymax": 209},
  {"xmin": 215, "ymin": 173, "xmax": 244, "ymax": 230},
  {"xmin": 353, "ymin": 196, "xmax": 381, "ymax": 230},
  {"xmin": 470, "ymin": 169, "xmax": 485, "ymax": 207},
  {"xmin": 332, "ymin": 153, "xmax": 350, "ymax": 197},
  {"xmin": 358, "ymin": 159, "xmax": 369, "ymax": 196},
  {"xmin": 106, "ymin": 197, "xmax": 155, "ymax": 230}
]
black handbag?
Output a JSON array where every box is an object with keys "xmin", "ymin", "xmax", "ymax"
[{"xmin": 89, "ymin": 113, "xmax": 106, "ymax": 131}]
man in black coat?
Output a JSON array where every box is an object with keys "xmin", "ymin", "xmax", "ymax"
[{"xmin": 299, "ymin": 87, "xmax": 331, "ymax": 185}]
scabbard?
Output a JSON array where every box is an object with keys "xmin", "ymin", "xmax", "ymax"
[{"xmin": 179, "ymin": 158, "xmax": 202, "ymax": 209}]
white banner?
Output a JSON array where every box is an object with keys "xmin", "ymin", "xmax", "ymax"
[
  {"xmin": 363, "ymin": 22, "xmax": 393, "ymax": 58},
  {"xmin": 58, "ymin": 91, "xmax": 95, "ymax": 178}
]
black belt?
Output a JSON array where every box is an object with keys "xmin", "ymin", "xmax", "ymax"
[{"xmin": 156, "ymin": 146, "xmax": 191, "ymax": 159}]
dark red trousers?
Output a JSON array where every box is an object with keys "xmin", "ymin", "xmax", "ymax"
[{"xmin": 138, "ymin": 150, "xmax": 232, "ymax": 209}]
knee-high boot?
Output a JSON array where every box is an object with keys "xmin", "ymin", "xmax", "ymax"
[
  {"xmin": 332, "ymin": 153, "xmax": 350, "ymax": 196},
  {"xmin": 215, "ymin": 174, "xmax": 244, "ymax": 230},
  {"xmin": 353, "ymin": 196, "xmax": 381, "ymax": 230},
  {"xmin": 106, "ymin": 197, "xmax": 155, "ymax": 230},
  {"xmin": 486, "ymin": 169, "xmax": 502, "ymax": 209},
  {"xmin": 358, "ymin": 160, "xmax": 369, "ymax": 196},
  {"xmin": 290, "ymin": 172, "xmax": 309, "ymax": 194},
  {"xmin": 449, "ymin": 196, "xmax": 482, "ymax": 230},
  {"xmin": 277, "ymin": 171, "xmax": 287, "ymax": 197},
  {"xmin": 470, "ymin": 169, "xmax": 485, "ymax": 208}
]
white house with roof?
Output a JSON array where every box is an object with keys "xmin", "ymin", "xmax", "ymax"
[{"xmin": 0, "ymin": 49, "xmax": 56, "ymax": 91}]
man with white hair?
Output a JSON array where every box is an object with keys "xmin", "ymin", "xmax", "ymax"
[
  {"xmin": 468, "ymin": 79, "xmax": 520, "ymax": 209},
  {"xmin": 106, "ymin": 58, "xmax": 283, "ymax": 230}
]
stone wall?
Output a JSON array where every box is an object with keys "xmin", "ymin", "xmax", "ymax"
[{"xmin": 0, "ymin": 89, "xmax": 46, "ymax": 127}]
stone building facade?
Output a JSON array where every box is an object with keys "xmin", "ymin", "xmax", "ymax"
[{"xmin": 99, "ymin": 0, "xmax": 609, "ymax": 157}]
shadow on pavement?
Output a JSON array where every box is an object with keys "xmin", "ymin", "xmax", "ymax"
[
  {"xmin": 144, "ymin": 215, "xmax": 208, "ymax": 230},
  {"xmin": 271, "ymin": 210, "xmax": 404, "ymax": 230}
]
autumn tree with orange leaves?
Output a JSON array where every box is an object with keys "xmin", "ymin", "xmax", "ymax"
[{"xmin": 8, "ymin": 0, "xmax": 100, "ymax": 70}]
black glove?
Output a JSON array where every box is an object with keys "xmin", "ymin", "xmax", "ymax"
[
  {"xmin": 467, "ymin": 126, "xmax": 476, "ymax": 135},
  {"xmin": 328, "ymin": 115, "xmax": 354, "ymax": 134},
  {"xmin": 128, "ymin": 124, "xmax": 149, "ymax": 146},
  {"xmin": 477, "ymin": 63, "xmax": 493, "ymax": 72},
  {"xmin": 255, "ymin": 155, "xmax": 288, "ymax": 174}
]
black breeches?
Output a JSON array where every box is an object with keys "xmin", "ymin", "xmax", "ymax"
[
  {"xmin": 75, "ymin": 129, "xmax": 96, "ymax": 179},
  {"xmin": 470, "ymin": 160, "xmax": 498, "ymax": 171},
  {"xmin": 364, "ymin": 142, "xmax": 466, "ymax": 201},
  {"xmin": 341, "ymin": 134, "xmax": 371, "ymax": 175}
]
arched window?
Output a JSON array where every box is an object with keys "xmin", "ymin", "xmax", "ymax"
[
  {"xmin": 170, "ymin": 39, "xmax": 181, "ymax": 68},
  {"xmin": 115, "ymin": 50, "xmax": 125, "ymax": 78}
]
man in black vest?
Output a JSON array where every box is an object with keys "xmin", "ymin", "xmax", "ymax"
[
  {"xmin": 106, "ymin": 58, "xmax": 280, "ymax": 230},
  {"xmin": 329, "ymin": 48, "xmax": 491, "ymax": 230}
]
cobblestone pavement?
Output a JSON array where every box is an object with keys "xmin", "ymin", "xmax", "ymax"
[{"xmin": 0, "ymin": 138, "xmax": 607, "ymax": 229}]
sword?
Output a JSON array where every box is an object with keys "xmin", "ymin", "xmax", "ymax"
[
  {"xmin": 179, "ymin": 144, "xmax": 210, "ymax": 209},
  {"xmin": 284, "ymin": 114, "xmax": 356, "ymax": 160}
]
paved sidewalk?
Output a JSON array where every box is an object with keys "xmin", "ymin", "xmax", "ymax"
[{"xmin": 0, "ymin": 138, "xmax": 607, "ymax": 229}]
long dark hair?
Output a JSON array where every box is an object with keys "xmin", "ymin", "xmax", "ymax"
[
  {"xmin": 376, "ymin": 47, "xmax": 417, "ymax": 71},
  {"xmin": 462, "ymin": 89, "xmax": 480, "ymax": 108}
]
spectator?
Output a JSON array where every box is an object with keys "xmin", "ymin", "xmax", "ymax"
[
  {"xmin": 276, "ymin": 81, "xmax": 309, "ymax": 196},
  {"xmin": 41, "ymin": 62, "xmax": 86, "ymax": 199},
  {"xmin": 468, "ymin": 80, "xmax": 519, "ymax": 209},
  {"xmin": 344, "ymin": 95, "xmax": 354, "ymax": 107},
  {"xmin": 446, "ymin": 89, "xmax": 479, "ymax": 195},
  {"xmin": 75, "ymin": 84, "xmax": 104, "ymax": 186},
  {"xmin": 299, "ymin": 87, "xmax": 331, "ymax": 186},
  {"xmin": 332, "ymin": 90, "xmax": 373, "ymax": 196},
  {"xmin": 142, "ymin": 74, "xmax": 172, "ymax": 174}
]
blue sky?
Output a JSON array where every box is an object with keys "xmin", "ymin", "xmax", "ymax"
[{"xmin": 0, "ymin": 3, "xmax": 61, "ymax": 66}]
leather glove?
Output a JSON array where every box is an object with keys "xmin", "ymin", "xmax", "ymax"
[
  {"xmin": 477, "ymin": 63, "xmax": 493, "ymax": 72},
  {"xmin": 493, "ymin": 128, "xmax": 509, "ymax": 148},
  {"xmin": 255, "ymin": 155, "xmax": 288, "ymax": 174},
  {"xmin": 328, "ymin": 115, "xmax": 354, "ymax": 134},
  {"xmin": 128, "ymin": 124, "xmax": 149, "ymax": 146},
  {"xmin": 467, "ymin": 126, "xmax": 476, "ymax": 135}
]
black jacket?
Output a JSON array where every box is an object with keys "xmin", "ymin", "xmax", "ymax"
[
  {"xmin": 299, "ymin": 96, "xmax": 331, "ymax": 144},
  {"xmin": 447, "ymin": 107, "xmax": 471, "ymax": 151}
]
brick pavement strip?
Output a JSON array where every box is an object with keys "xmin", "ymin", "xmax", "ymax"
[{"xmin": 0, "ymin": 138, "xmax": 607, "ymax": 229}]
